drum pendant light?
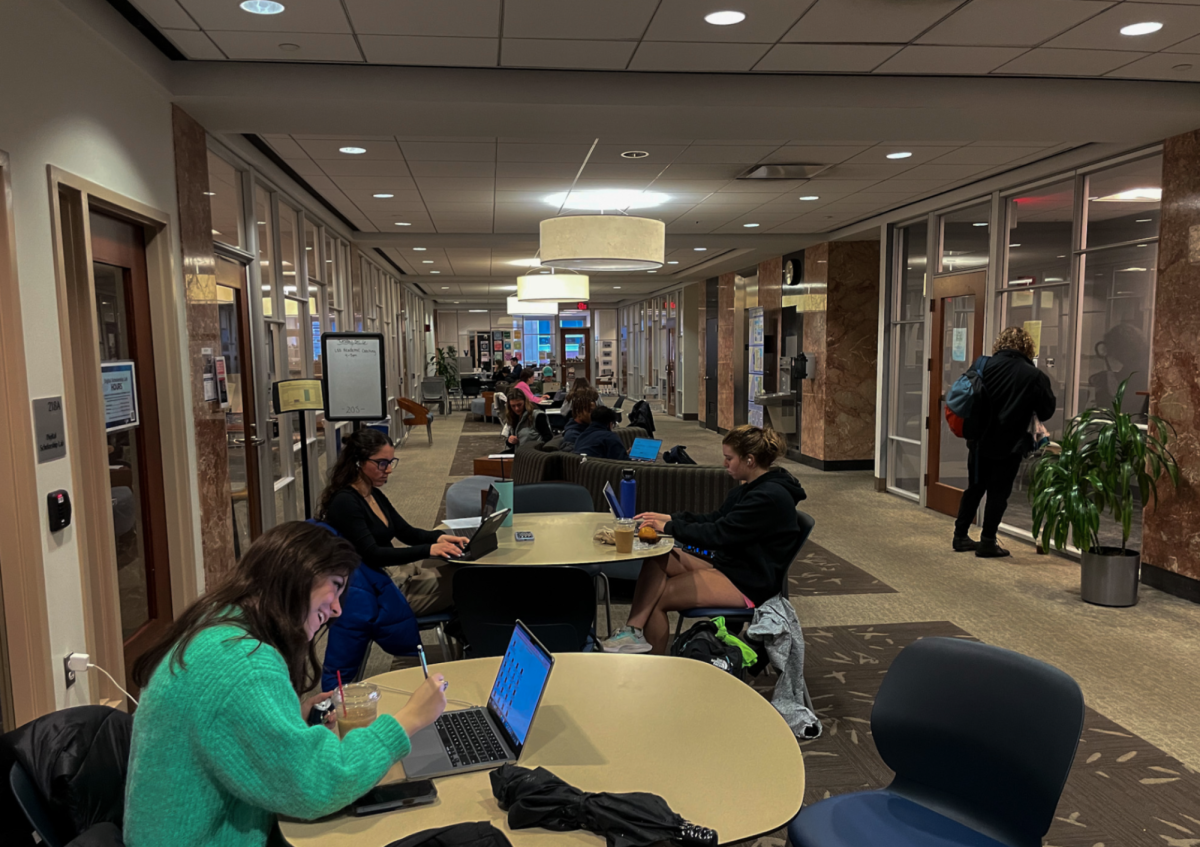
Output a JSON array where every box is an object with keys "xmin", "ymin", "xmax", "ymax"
[
  {"xmin": 506, "ymin": 296, "xmax": 557, "ymax": 315},
  {"xmin": 516, "ymin": 272, "xmax": 589, "ymax": 303},
  {"xmin": 539, "ymin": 215, "xmax": 665, "ymax": 271}
]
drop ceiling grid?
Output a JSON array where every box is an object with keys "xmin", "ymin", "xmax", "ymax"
[{"xmin": 143, "ymin": 0, "xmax": 1200, "ymax": 81}]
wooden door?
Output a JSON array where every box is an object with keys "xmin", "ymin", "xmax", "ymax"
[
  {"xmin": 90, "ymin": 212, "xmax": 173, "ymax": 694},
  {"xmin": 559, "ymin": 327, "xmax": 590, "ymax": 383},
  {"xmin": 926, "ymin": 271, "xmax": 987, "ymax": 516}
]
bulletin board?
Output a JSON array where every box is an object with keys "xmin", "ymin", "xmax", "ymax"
[{"xmin": 321, "ymin": 332, "xmax": 387, "ymax": 421}]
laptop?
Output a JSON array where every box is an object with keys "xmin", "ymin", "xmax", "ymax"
[
  {"xmin": 628, "ymin": 437, "xmax": 663, "ymax": 463},
  {"xmin": 452, "ymin": 507, "xmax": 510, "ymax": 560},
  {"xmin": 603, "ymin": 480, "xmax": 626, "ymax": 520},
  {"xmin": 402, "ymin": 621, "xmax": 555, "ymax": 780}
]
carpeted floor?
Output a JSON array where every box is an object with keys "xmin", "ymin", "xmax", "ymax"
[
  {"xmin": 449, "ymin": 435, "xmax": 506, "ymax": 477},
  {"xmin": 789, "ymin": 543, "xmax": 897, "ymax": 597}
]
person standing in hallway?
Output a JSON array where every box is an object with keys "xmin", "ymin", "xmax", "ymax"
[{"xmin": 954, "ymin": 326, "xmax": 1056, "ymax": 558}]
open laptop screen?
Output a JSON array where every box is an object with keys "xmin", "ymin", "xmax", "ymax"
[
  {"xmin": 487, "ymin": 623, "xmax": 554, "ymax": 754},
  {"xmin": 629, "ymin": 437, "xmax": 662, "ymax": 462}
]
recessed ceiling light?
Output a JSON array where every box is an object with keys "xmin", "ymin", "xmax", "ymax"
[
  {"xmin": 441, "ymin": 286, "xmax": 449, "ymax": 289},
  {"xmin": 278, "ymin": 43, "xmax": 300, "ymax": 51},
  {"xmin": 339, "ymin": 146, "xmax": 367, "ymax": 155},
  {"xmin": 543, "ymin": 189, "xmax": 668, "ymax": 211},
  {"xmin": 972, "ymin": 222, "xmax": 988, "ymax": 227},
  {"xmin": 203, "ymin": 191, "xmax": 215, "ymax": 196},
  {"xmin": 887, "ymin": 151, "xmax": 913, "ymax": 160},
  {"xmin": 1137, "ymin": 243, "xmax": 1148, "ymax": 247},
  {"xmin": 373, "ymin": 193, "xmax": 394, "ymax": 198},
  {"xmin": 499, "ymin": 285, "xmax": 517, "ymax": 291},
  {"xmin": 1057, "ymin": 255, "xmax": 1066, "ymax": 258},
  {"xmin": 621, "ymin": 151, "xmax": 649, "ymax": 159},
  {"xmin": 705, "ymin": 10, "xmax": 746, "ymax": 25},
  {"xmin": 394, "ymin": 222, "xmax": 411, "ymax": 226},
  {"xmin": 694, "ymin": 247, "xmax": 707, "ymax": 251},
  {"xmin": 212, "ymin": 229, "xmax": 221, "ymax": 235},
  {"xmin": 1120, "ymin": 21, "xmax": 1162, "ymax": 36},
  {"xmin": 422, "ymin": 260, "xmax": 434, "ymax": 264},
  {"xmin": 430, "ymin": 271, "xmax": 441, "ymax": 274},
  {"xmin": 240, "ymin": 0, "xmax": 284, "ymax": 14},
  {"xmin": 743, "ymin": 223, "xmax": 760, "ymax": 228},
  {"xmin": 413, "ymin": 247, "xmax": 427, "ymax": 251},
  {"xmin": 613, "ymin": 286, "xmax": 622, "ymax": 289},
  {"xmin": 667, "ymin": 260, "xmax": 679, "ymax": 264},
  {"xmin": 469, "ymin": 309, "xmax": 488, "ymax": 313},
  {"xmin": 648, "ymin": 270, "xmax": 657, "ymax": 273},
  {"xmin": 1009, "ymin": 243, "xmax": 1021, "ymax": 247},
  {"xmin": 1136, "ymin": 218, "xmax": 1153, "ymax": 222},
  {"xmin": 508, "ymin": 258, "xmax": 543, "ymax": 267},
  {"xmin": 800, "ymin": 195, "xmax": 819, "ymax": 201}
]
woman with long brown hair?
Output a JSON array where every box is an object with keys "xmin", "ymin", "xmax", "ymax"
[{"xmin": 124, "ymin": 522, "xmax": 448, "ymax": 847}]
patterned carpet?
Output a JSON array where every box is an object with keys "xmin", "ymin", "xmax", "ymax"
[
  {"xmin": 731, "ymin": 621, "xmax": 1200, "ymax": 847},
  {"xmin": 461, "ymin": 416, "xmax": 501, "ymax": 434},
  {"xmin": 450, "ymin": 435, "xmax": 507, "ymax": 476},
  {"xmin": 789, "ymin": 543, "xmax": 897, "ymax": 597}
]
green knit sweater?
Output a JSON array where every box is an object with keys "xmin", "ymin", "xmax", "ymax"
[{"xmin": 124, "ymin": 621, "xmax": 411, "ymax": 847}]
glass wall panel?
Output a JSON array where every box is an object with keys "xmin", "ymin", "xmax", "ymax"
[
  {"xmin": 208, "ymin": 152, "xmax": 244, "ymax": 250},
  {"xmin": 890, "ymin": 322, "xmax": 925, "ymax": 442},
  {"xmin": 278, "ymin": 205, "xmax": 300, "ymax": 298},
  {"xmin": 939, "ymin": 203, "xmax": 990, "ymax": 273},
  {"xmin": 305, "ymin": 220, "xmax": 320, "ymax": 282},
  {"xmin": 255, "ymin": 187, "xmax": 275, "ymax": 318},
  {"xmin": 898, "ymin": 222, "xmax": 927, "ymax": 319},
  {"xmin": 1084, "ymin": 156, "xmax": 1162, "ymax": 249},
  {"xmin": 997, "ymin": 285, "xmax": 1070, "ymax": 436},
  {"xmin": 1005, "ymin": 180, "xmax": 1073, "ymax": 288},
  {"xmin": 888, "ymin": 440, "xmax": 921, "ymax": 496}
]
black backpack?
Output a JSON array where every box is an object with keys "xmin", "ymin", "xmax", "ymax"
[
  {"xmin": 663, "ymin": 445, "xmax": 697, "ymax": 465},
  {"xmin": 627, "ymin": 400, "xmax": 656, "ymax": 436},
  {"xmin": 671, "ymin": 620, "xmax": 743, "ymax": 679}
]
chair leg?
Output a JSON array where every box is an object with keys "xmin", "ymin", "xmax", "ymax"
[
  {"xmin": 674, "ymin": 614, "xmax": 684, "ymax": 641},
  {"xmin": 426, "ymin": 422, "xmax": 433, "ymax": 444},
  {"xmin": 434, "ymin": 623, "xmax": 450, "ymax": 662},
  {"xmin": 599, "ymin": 573, "xmax": 612, "ymax": 637}
]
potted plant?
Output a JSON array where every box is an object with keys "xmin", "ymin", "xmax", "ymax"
[
  {"xmin": 429, "ymin": 345, "xmax": 460, "ymax": 392},
  {"xmin": 1030, "ymin": 377, "xmax": 1180, "ymax": 606}
]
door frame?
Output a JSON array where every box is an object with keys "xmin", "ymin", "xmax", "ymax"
[
  {"xmin": 48, "ymin": 166, "xmax": 198, "ymax": 706},
  {"xmin": 926, "ymin": 271, "xmax": 987, "ymax": 517},
  {"xmin": 558, "ymin": 326, "xmax": 590, "ymax": 383},
  {"xmin": 0, "ymin": 150, "xmax": 55, "ymax": 726}
]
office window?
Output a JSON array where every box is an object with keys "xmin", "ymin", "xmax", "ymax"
[
  {"xmin": 887, "ymin": 223, "xmax": 927, "ymax": 497},
  {"xmin": 304, "ymin": 220, "xmax": 320, "ymax": 282},
  {"xmin": 278, "ymin": 204, "xmax": 300, "ymax": 298},
  {"xmin": 1083, "ymin": 156, "xmax": 1161, "ymax": 250},
  {"xmin": 939, "ymin": 203, "xmax": 990, "ymax": 273},
  {"xmin": 255, "ymin": 187, "xmax": 275, "ymax": 318},
  {"xmin": 897, "ymin": 221, "xmax": 927, "ymax": 320},
  {"xmin": 1005, "ymin": 180, "xmax": 1073, "ymax": 290},
  {"xmin": 208, "ymin": 152, "xmax": 244, "ymax": 250}
]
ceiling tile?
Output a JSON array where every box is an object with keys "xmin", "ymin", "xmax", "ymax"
[
  {"xmin": 577, "ymin": 162, "xmax": 665, "ymax": 179},
  {"xmin": 932, "ymin": 146, "xmax": 1041, "ymax": 165},
  {"xmin": 992, "ymin": 46, "xmax": 1147, "ymax": 75},
  {"xmin": 178, "ymin": 0, "xmax": 352, "ymax": 33},
  {"xmin": 842, "ymin": 146, "xmax": 959, "ymax": 165},
  {"xmin": 502, "ymin": 0, "xmax": 661, "ymax": 39},
  {"xmin": 317, "ymin": 159, "xmax": 415, "ymax": 176},
  {"xmin": 330, "ymin": 174, "xmax": 418, "ymax": 191},
  {"xmin": 762, "ymin": 145, "xmax": 871, "ymax": 163},
  {"xmin": 283, "ymin": 157, "xmax": 326, "ymax": 176},
  {"xmin": 494, "ymin": 178, "xmax": 573, "ymax": 192},
  {"xmin": 704, "ymin": 192, "xmax": 782, "ymax": 205},
  {"xmin": 642, "ymin": 0, "xmax": 816, "ymax": 43},
  {"xmin": 783, "ymin": 0, "xmax": 963, "ymax": 43},
  {"xmin": 648, "ymin": 179, "xmax": 732, "ymax": 193},
  {"xmin": 1105, "ymin": 52, "xmax": 1200, "ymax": 80},
  {"xmin": 628, "ymin": 42, "xmax": 772, "ymax": 72},
  {"xmin": 358, "ymin": 35, "xmax": 498, "ymax": 66},
  {"xmin": 589, "ymin": 144, "xmax": 693, "ymax": 163},
  {"xmin": 206, "ymin": 31, "xmax": 362, "ymax": 62},
  {"xmin": 414, "ymin": 177, "xmax": 496, "ymax": 191},
  {"xmin": 501, "ymin": 39, "xmax": 636, "ymax": 69},
  {"xmin": 891, "ymin": 162, "xmax": 991, "ymax": 179},
  {"xmin": 133, "ymin": 0, "xmax": 197, "ymax": 30},
  {"xmin": 754, "ymin": 43, "xmax": 900, "ymax": 72},
  {"xmin": 406, "ymin": 161, "xmax": 496, "ymax": 177},
  {"xmin": 297, "ymin": 138, "xmax": 404, "ymax": 160},
  {"xmin": 399, "ymin": 142, "xmax": 496, "ymax": 161},
  {"xmin": 1046, "ymin": 3, "xmax": 1200, "ymax": 52},
  {"xmin": 263, "ymin": 135, "xmax": 307, "ymax": 158},
  {"xmin": 918, "ymin": 0, "xmax": 1114, "ymax": 47},
  {"xmin": 658, "ymin": 164, "xmax": 746, "ymax": 179},
  {"xmin": 874, "ymin": 45, "xmax": 1027, "ymax": 74},
  {"xmin": 821, "ymin": 162, "xmax": 916, "ymax": 179},
  {"xmin": 495, "ymin": 162, "xmax": 581, "ymax": 178},
  {"xmin": 673, "ymin": 145, "xmax": 781, "ymax": 164},
  {"xmin": 1156, "ymin": 32, "xmax": 1200, "ymax": 54},
  {"xmin": 423, "ymin": 193, "xmax": 495, "ymax": 205},
  {"xmin": 497, "ymin": 142, "xmax": 596, "ymax": 163},
  {"xmin": 344, "ymin": 0, "xmax": 501, "ymax": 37}
]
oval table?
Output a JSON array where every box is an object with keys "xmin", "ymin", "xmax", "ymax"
[
  {"xmin": 280, "ymin": 654, "xmax": 805, "ymax": 846},
  {"xmin": 445, "ymin": 512, "xmax": 675, "ymax": 566}
]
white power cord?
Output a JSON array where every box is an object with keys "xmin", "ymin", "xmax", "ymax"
[{"xmin": 88, "ymin": 662, "xmax": 138, "ymax": 707}]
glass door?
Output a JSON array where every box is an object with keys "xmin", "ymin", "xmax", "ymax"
[
  {"xmin": 216, "ymin": 255, "xmax": 264, "ymax": 555},
  {"xmin": 559, "ymin": 327, "xmax": 590, "ymax": 383},
  {"xmin": 926, "ymin": 271, "xmax": 987, "ymax": 516}
]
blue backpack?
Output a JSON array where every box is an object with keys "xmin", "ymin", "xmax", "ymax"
[{"xmin": 944, "ymin": 355, "xmax": 989, "ymax": 439}]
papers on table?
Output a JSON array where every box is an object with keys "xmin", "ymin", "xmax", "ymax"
[
  {"xmin": 487, "ymin": 453, "xmax": 514, "ymax": 459},
  {"xmin": 442, "ymin": 516, "xmax": 484, "ymax": 530}
]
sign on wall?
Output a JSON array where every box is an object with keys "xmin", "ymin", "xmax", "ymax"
[
  {"xmin": 101, "ymin": 361, "xmax": 139, "ymax": 432},
  {"xmin": 32, "ymin": 396, "xmax": 66, "ymax": 463}
]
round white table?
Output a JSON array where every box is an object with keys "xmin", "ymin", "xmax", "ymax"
[{"xmin": 280, "ymin": 654, "xmax": 805, "ymax": 846}]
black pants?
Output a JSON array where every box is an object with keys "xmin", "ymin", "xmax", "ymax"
[{"xmin": 954, "ymin": 443, "xmax": 1023, "ymax": 539}]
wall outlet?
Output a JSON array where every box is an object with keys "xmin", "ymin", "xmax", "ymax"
[{"xmin": 64, "ymin": 652, "xmax": 89, "ymax": 688}]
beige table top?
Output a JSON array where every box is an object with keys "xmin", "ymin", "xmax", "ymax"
[
  {"xmin": 444, "ymin": 512, "xmax": 675, "ymax": 566},
  {"xmin": 280, "ymin": 654, "xmax": 805, "ymax": 846}
]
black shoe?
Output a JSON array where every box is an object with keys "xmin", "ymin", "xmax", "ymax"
[
  {"xmin": 975, "ymin": 538, "xmax": 1010, "ymax": 558},
  {"xmin": 952, "ymin": 535, "xmax": 978, "ymax": 553}
]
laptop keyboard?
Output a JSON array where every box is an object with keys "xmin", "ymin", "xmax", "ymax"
[{"xmin": 435, "ymin": 710, "xmax": 506, "ymax": 766}]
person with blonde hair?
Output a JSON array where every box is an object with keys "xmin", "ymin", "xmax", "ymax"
[
  {"xmin": 953, "ymin": 326, "xmax": 1056, "ymax": 558},
  {"xmin": 601, "ymin": 425, "xmax": 806, "ymax": 655}
]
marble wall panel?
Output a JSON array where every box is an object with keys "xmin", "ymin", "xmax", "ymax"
[
  {"xmin": 824, "ymin": 241, "xmax": 881, "ymax": 462},
  {"xmin": 172, "ymin": 105, "xmax": 235, "ymax": 587},
  {"xmin": 718, "ymin": 272, "xmax": 736, "ymax": 431},
  {"xmin": 1145, "ymin": 129, "xmax": 1200, "ymax": 584},
  {"xmin": 759, "ymin": 256, "xmax": 782, "ymax": 393},
  {"xmin": 697, "ymin": 303, "xmax": 706, "ymax": 424},
  {"xmin": 805, "ymin": 242, "xmax": 829, "ymax": 286},
  {"xmin": 801, "ymin": 310, "xmax": 827, "ymax": 460}
]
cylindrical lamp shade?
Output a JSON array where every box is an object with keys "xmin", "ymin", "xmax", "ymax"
[
  {"xmin": 540, "ymin": 215, "xmax": 665, "ymax": 271},
  {"xmin": 506, "ymin": 296, "xmax": 557, "ymax": 315},
  {"xmin": 516, "ymin": 274, "xmax": 589, "ymax": 302}
]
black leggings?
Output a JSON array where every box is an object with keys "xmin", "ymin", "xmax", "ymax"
[{"xmin": 954, "ymin": 444, "xmax": 1023, "ymax": 539}]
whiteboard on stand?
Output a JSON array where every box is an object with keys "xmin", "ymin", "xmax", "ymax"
[{"xmin": 322, "ymin": 332, "xmax": 388, "ymax": 422}]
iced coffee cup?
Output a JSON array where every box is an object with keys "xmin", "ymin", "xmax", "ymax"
[
  {"xmin": 614, "ymin": 518, "xmax": 636, "ymax": 554},
  {"xmin": 334, "ymin": 683, "xmax": 380, "ymax": 738}
]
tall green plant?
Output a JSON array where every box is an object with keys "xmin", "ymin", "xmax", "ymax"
[
  {"xmin": 1030, "ymin": 376, "xmax": 1179, "ymax": 555},
  {"xmin": 429, "ymin": 345, "xmax": 460, "ymax": 391}
]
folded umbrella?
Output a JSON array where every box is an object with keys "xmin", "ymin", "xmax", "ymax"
[{"xmin": 489, "ymin": 764, "xmax": 716, "ymax": 847}]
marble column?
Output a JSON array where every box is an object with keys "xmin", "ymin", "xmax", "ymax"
[
  {"xmin": 717, "ymin": 271, "xmax": 736, "ymax": 431},
  {"xmin": 697, "ymin": 301, "xmax": 706, "ymax": 425},
  {"xmin": 758, "ymin": 256, "xmax": 783, "ymax": 393},
  {"xmin": 172, "ymin": 105, "xmax": 235, "ymax": 587},
  {"xmin": 801, "ymin": 244, "xmax": 829, "ymax": 460},
  {"xmin": 1143, "ymin": 128, "xmax": 1200, "ymax": 593}
]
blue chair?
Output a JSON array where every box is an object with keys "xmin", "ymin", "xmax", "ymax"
[
  {"xmin": 788, "ymin": 637, "xmax": 1084, "ymax": 847},
  {"xmin": 10, "ymin": 762, "xmax": 66, "ymax": 847},
  {"xmin": 673, "ymin": 510, "xmax": 815, "ymax": 639},
  {"xmin": 453, "ymin": 566, "xmax": 596, "ymax": 657}
]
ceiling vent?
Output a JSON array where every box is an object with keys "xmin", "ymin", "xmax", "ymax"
[{"xmin": 737, "ymin": 163, "xmax": 829, "ymax": 180}]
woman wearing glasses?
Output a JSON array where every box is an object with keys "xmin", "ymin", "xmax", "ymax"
[{"xmin": 316, "ymin": 429, "xmax": 468, "ymax": 687}]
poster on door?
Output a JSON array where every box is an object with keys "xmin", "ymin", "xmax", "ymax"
[
  {"xmin": 101, "ymin": 361, "xmax": 139, "ymax": 432},
  {"xmin": 951, "ymin": 327, "xmax": 968, "ymax": 362}
]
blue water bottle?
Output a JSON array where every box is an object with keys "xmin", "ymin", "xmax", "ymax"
[{"xmin": 620, "ymin": 468, "xmax": 637, "ymax": 520}]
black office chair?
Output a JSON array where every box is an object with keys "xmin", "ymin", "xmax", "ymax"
[
  {"xmin": 461, "ymin": 376, "xmax": 483, "ymax": 406},
  {"xmin": 613, "ymin": 394, "xmax": 627, "ymax": 410},
  {"xmin": 534, "ymin": 411, "xmax": 554, "ymax": 443},
  {"xmin": 10, "ymin": 763, "xmax": 66, "ymax": 847},
  {"xmin": 453, "ymin": 566, "xmax": 597, "ymax": 657},
  {"xmin": 674, "ymin": 510, "xmax": 815, "ymax": 639},
  {"xmin": 789, "ymin": 637, "xmax": 1084, "ymax": 847},
  {"xmin": 512, "ymin": 482, "xmax": 612, "ymax": 635}
]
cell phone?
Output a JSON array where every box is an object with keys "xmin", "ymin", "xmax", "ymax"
[
  {"xmin": 515, "ymin": 531, "xmax": 534, "ymax": 542},
  {"xmin": 353, "ymin": 780, "xmax": 438, "ymax": 816}
]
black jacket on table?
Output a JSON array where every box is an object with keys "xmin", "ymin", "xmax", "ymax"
[
  {"xmin": 323, "ymin": 487, "xmax": 441, "ymax": 569},
  {"xmin": 978, "ymin": 348, "xmax": 1057, "ymax": 455},
  {"xmin": 664, "ymin": 467, "xmax": 807, "ymax": 606}
]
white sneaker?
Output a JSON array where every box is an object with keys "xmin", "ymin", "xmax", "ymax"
[{"xmin": 600, "ymin": 627, "xmax": 653, "ymax": 654}]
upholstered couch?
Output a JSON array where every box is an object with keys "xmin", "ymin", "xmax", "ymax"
[{"xmin": 512, "ymin": 427, "xmax": 737, "ymax": 515}]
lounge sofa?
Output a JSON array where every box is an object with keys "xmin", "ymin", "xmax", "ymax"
[{"xmin": 512, "ymin": 427, "xmax": 737, "ymax": 515}]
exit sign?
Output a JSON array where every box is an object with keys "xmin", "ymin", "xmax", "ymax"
[{"xmin": 576, "ymin": 302, "xmax": 589, "ymax": 310}]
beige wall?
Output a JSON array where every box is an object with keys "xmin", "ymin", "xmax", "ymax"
[{"xmin": 0, "ymin": 0, "xmax": 199, "ymax": 707}]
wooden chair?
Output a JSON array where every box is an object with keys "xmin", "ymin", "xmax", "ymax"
[{"xmin": 397, "ymin": 397, "xmax": 433, "ymax": 446}]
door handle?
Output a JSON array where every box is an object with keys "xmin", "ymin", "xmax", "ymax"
[{"xmin": 232, "ymin": 436, "xmax": 267, "ymax": 447}]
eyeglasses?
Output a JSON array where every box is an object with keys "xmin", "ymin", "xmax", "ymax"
[{"xmin": 368, "ymin": 458, "xmax": 399, "ymax": 472}]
